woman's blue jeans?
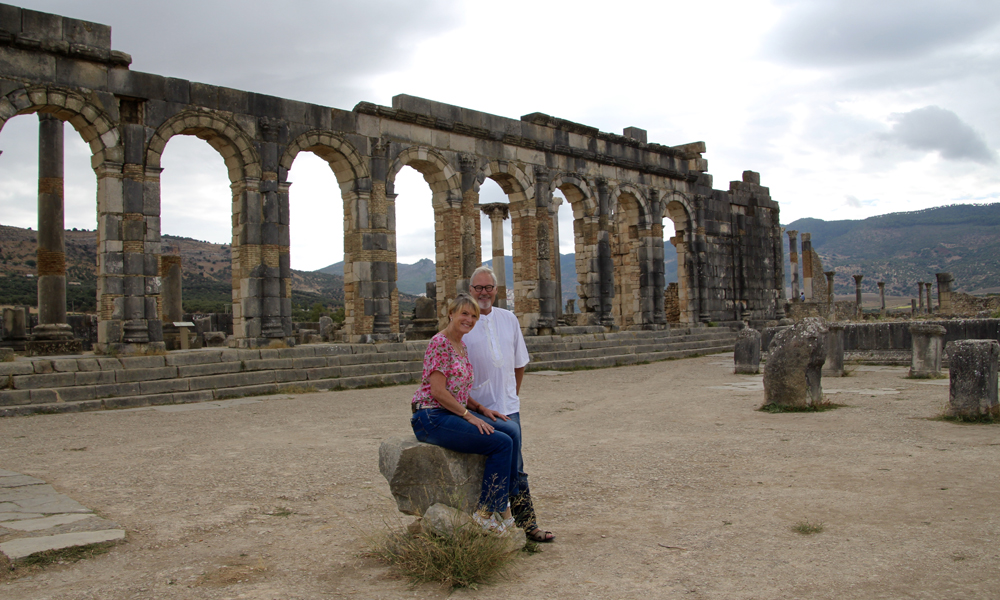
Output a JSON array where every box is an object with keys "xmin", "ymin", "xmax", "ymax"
[{"xmin": 411, "ymin": 408, "xmax": 520, "ymax": 513}]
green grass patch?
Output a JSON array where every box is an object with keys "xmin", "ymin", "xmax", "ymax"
[
  {"xmin": 791, "ymin": 520, "xmax": 824, "ymax": 535},
  {"xmin": 758, "ymin": 401, "xmax": 846, "ymax": 413},
  {"xmin": 935, "ymin": 413, "xmax": 999, "ymax": 425}
]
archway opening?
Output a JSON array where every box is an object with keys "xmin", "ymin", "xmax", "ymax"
[
  {"xmin": 0, "ymin": 113, "xmax": 98, "ymax": 334},
  {"xmin": 663, "ymin": 200, "xmax": 691, "ymax": 323},
  {"xmin": 478, "ymin": 177, "xmax": 512, "ymax": 308},
  {"xmin": 158, "ymin": 135, "xmax": 233, "ymax": 339},
  {"xmin": 393, "ymin": 165, "xmax": 437, "ymax": 322},
  {"xmin": 286, "ymin": 150, "xmax": 345, "ymax": 324}
]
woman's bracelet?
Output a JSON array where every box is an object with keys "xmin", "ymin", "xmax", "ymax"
[{"xmin": 462, "ymin": 408, "xmax": 469, "ymax": 417}]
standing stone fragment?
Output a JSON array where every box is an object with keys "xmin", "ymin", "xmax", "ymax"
[
  {"xmin": 909, "ymin": 323, "xmax": 947, "ymax": 378},
  {"xmin": 823, "ymin": 322, "xmax": 845, "ymax": 377},
  {"xmin": 734, "ymin": 328, "xmax": 761, "ymax": 374},
  {"xmin": 379, "ymin": 435, "xmax": 484, "ymax": 516},
  {"xmin": 946, "ymin": 340, "xmax": 999, "ymax": 419},
  {"xmin": 763, "ymin": 318, "xmax": 828, "ymax": 408}
]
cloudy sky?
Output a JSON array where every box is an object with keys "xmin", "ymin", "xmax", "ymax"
[{"xmin": 1, "ymin": 0, "xmax": 998, "ymax": 270}]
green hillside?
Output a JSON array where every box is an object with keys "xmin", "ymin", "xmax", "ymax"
[{"xmin": 785, "ymin": 203, "xmax": 1000, "ymax": 296}]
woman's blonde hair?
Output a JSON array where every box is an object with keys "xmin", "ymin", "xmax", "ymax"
[{"xmin": 447, "ymin": 293, "xmax": 480, "ymax": 320}]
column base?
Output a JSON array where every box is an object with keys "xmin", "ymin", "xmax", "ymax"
[
  {"xmin": 94, "ymin": 342, "xmax": 166, "ymax": 357},
  {"xmin": 25, "ymin": 339, "xmax": 83, "ymax": 357},
  {"xmin": 31, "ymin": 323, "xmax": 75, "ymax": 341},
  {"xmin": 350, "ymin": 333, "xmax": 405, "ymax": 344}
]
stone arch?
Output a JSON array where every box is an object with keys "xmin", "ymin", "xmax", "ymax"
[
  {"xmin": 660, "ymin": 190, "xmax": 696, "ymax": 324},
  {"xmin": 475, "ymin": 160, "xmax": 535, "ymax": 208},
  {"xmin": 0, "ymin": 85, "xmax": 120, "ymax": 165},
  {"xmin": 610, "ymin": 183, "xmax": 649, "ymax": 228},
  {"xmin": 279, "ymin": 130, "xmax": 368, "ymax": 194},
  {"xmin": 550, "ymin": 174, "xmax": 597, "ymax": 219},
  {"xmin": 387, "ymin": 146, "xmax": 462, "ymax": 209},
  {"xmin": 146, "ymin": 108, "xmax": 261, "ymax": 182}
]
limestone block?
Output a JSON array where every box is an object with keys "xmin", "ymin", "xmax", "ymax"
[
  {"xmin": 763, "ymin": 318, "xmax": 828, "ymax": 408},
  {"xmin": 379, "ymin": 435, "xmax": 484, "ymax": 516},
  {"xmin": 823, "ymin": 323, "xmax": 845, "ymax": 377},
  {"xmin": 203, "ymin": 331, "xmax": 227, "ymax": 347},
  {"xmin": 0, "ymin": 348, "xmax": 13, "ymax": 362},
  {"xmin": 909, "ymin": 323, "xmax": 947, "ymax": 378},
  {"xmin": 946, "ymin": 340, "xmax": 1000, "ymax": 419},
  {"xmin": 733, "ymin": 328, "xmax": 761, "ymax": 374}
]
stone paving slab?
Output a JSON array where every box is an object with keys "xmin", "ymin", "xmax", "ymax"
[
  {"xmin": 0, "ymin": 530, "xmax": 125, "ymax": 560},
  {"xmin": 0, "ymin": 470, "xmax": 124, "ymax": 562}
]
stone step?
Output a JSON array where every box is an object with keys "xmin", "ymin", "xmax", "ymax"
[{"xmin": 0, "ymin": 330, "xmax": 735, "ymax": 416}]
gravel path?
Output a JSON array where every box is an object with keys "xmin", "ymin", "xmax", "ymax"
[{"xmin": 1, "ymin": 353, "xmax": 997, "ymax": 599}]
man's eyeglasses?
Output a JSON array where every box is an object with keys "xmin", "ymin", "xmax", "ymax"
[{"xmin": 472, "ymin": 285, "xmax": 496, "ymax": 293}]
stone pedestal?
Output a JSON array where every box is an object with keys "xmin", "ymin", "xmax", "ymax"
[
  {"xmin": 405, "ymin": 281, "xmax": 439, "ymax": 340},
  {"xmin": 946, "ymin": 339, "xmax": 1000, "ymax": 419},
  {"xmin": 734, "ymin": 328, "xmax": 761, "ymax": 374},
  {"xmin": 3, "ymin": 308, "xmax": 27, "ymax": 342},
  {"xmin": 909, "ymin": 323, "xmax": 946, "ymax": 378},
  {"xmin": 823, "ymin": 322, "xmax": 845, "ymax": 377},
  {"xmin": 763, "ymin": 317, "xmax": 828, "ymax": 408},
  {"xmin": 936, "ymin": 272, "xmax": 954, "ymax": 314}
]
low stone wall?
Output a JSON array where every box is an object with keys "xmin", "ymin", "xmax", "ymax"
[{"xmin": 762, "ymin": 319, "xmax": 1000, "ymax": 365}]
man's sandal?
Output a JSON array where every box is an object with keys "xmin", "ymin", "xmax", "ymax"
[{"xmin": 525, "ymin": 526, "xmax": 555, "ymax": 542}]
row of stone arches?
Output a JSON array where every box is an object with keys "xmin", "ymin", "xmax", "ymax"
[{"xmin": 1, "ymin": 83, "xmax": 699, "ymax": 350}]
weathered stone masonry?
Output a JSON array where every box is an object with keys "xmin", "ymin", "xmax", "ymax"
[{"xmin": 0, "ymin": 4, "xmax": 786, "ymax": 351}]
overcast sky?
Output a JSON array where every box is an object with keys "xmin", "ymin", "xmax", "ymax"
[{"xmin": 1, "ymin": 0, "xmax": 998, "ymax": 270}]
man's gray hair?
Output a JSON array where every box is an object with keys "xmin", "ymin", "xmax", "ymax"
[{"xmin": 471, "ymin": 265, "xmax": 497, "ymax": 286}]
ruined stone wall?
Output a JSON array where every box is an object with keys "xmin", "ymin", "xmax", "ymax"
[
  {"xmin": 0, "ymin": 3, "xmax": 787, "ymax": 347},
  {"xmin": 664, "ymin": 282, "xmax": 680, "ymax": 323}
]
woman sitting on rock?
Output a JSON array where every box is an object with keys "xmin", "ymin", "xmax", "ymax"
[{"xmin": 410, "ymin": 293, "xmax": 521, "ymax": 533}]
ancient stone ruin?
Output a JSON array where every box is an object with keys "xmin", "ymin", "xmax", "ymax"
[
  {"xmin": 945, "ymin": 339, "xmax": 999, "ymax": 420},
  {"xmin": 763, "ymin": 318, "xmax": 828, "ymax": 408},
  {"xmin": 0, "ymin": 4, "xmax": 786, "ymax": 355}
]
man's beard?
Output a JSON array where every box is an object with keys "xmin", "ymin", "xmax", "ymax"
[{"xmin": 476, "ymin": 296, "xmax": 493, "ymax": 311}]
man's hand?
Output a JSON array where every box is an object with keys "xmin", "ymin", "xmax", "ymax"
[{"xmin": 480, "ymin": 407, "xmax": 510, "ymax": 422}]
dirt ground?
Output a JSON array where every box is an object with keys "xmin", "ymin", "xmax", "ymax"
[{"xmin": 1, "ymin": 353, "xmax": 998, "ymax": 599}]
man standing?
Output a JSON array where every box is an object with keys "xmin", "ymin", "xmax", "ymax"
[{"xmin": 464, "ymin": 265, "xmax": 555, "ymax": 543}]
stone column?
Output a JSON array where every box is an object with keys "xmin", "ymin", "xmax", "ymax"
[
  {"xmin": 853, "ymin": 274, "xmax": 863, "ymax": 318},
  {"xmin": 480, "ymin": 203, "xmax": 510, "ymax": 309},
  {"xmin": 787, "ymin": 230, "xmax": 799, "ymax": 302},
  {"xmin": 925, "ymin": 282, "xmax": 934, "ymax": 315},
  {"xmin": 824, "ymin": 271, "xmax": 836, "ymax": 320},
  {"xmin": 823, "ymin": 322, "xmax": 845, "ymax": 377},
  {"xmin": 733, "ymin": 328, "xmax": 761, "ymax": 374},
  {"xmin": 878, "ymin": 281, "xmax": 886, "ymax": 316},
  {"xmin": 909, "ymin": 323, "xmax": 946, "ymax": 378},
  {"xmin": 936, "ymin": 272, "xmax": 954, "ymax": 314},
  {"xmin": 917, "ymin": 282, "xmax": 925, "ymax": 313},
  {"xmin": 946, "ymin": 339, "xmax": 1000, "ymax": 420},
  {"xmin": 801, "ymin": 233, "xmax": 813, "ymax": 301},
  {"xmin": 33, "ymin": 113, "xmax": 73, "ymax": 343}
]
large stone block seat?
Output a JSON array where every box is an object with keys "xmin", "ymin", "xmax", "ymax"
[{"xmin": 379, "ymin": 435, "xmax": 486, "ymax": 516}]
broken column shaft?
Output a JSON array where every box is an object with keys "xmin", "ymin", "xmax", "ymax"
[
  {"xmin": 853, "ymin": 274, "xmax": 863, "ymax": 318},
  {"xmin": 787, "ymin": 230, "xmax": 799, "ymax": 302}
]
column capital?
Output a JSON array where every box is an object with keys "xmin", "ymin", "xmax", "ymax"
[{"xmin": 478, "ymin": 202, "xmax": 510, "ymax": 221}]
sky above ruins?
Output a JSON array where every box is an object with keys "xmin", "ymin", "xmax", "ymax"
[{"xmin": 1, "ymin": 0, "xmax": 998, "ymax": 270}]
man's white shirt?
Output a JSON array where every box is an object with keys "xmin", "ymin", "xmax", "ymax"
[{"xmin": 465, "ymin": 307, "xmax": 530, "ymax": 415}]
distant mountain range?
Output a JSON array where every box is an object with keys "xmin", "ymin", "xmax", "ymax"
[
  {"xmin": 784, "ymin": 203, "xmax": 1000, "ymax": 296},
  {"xmin": 4, "ymin": 203, "xmax": 997, "ymax": 313}
]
